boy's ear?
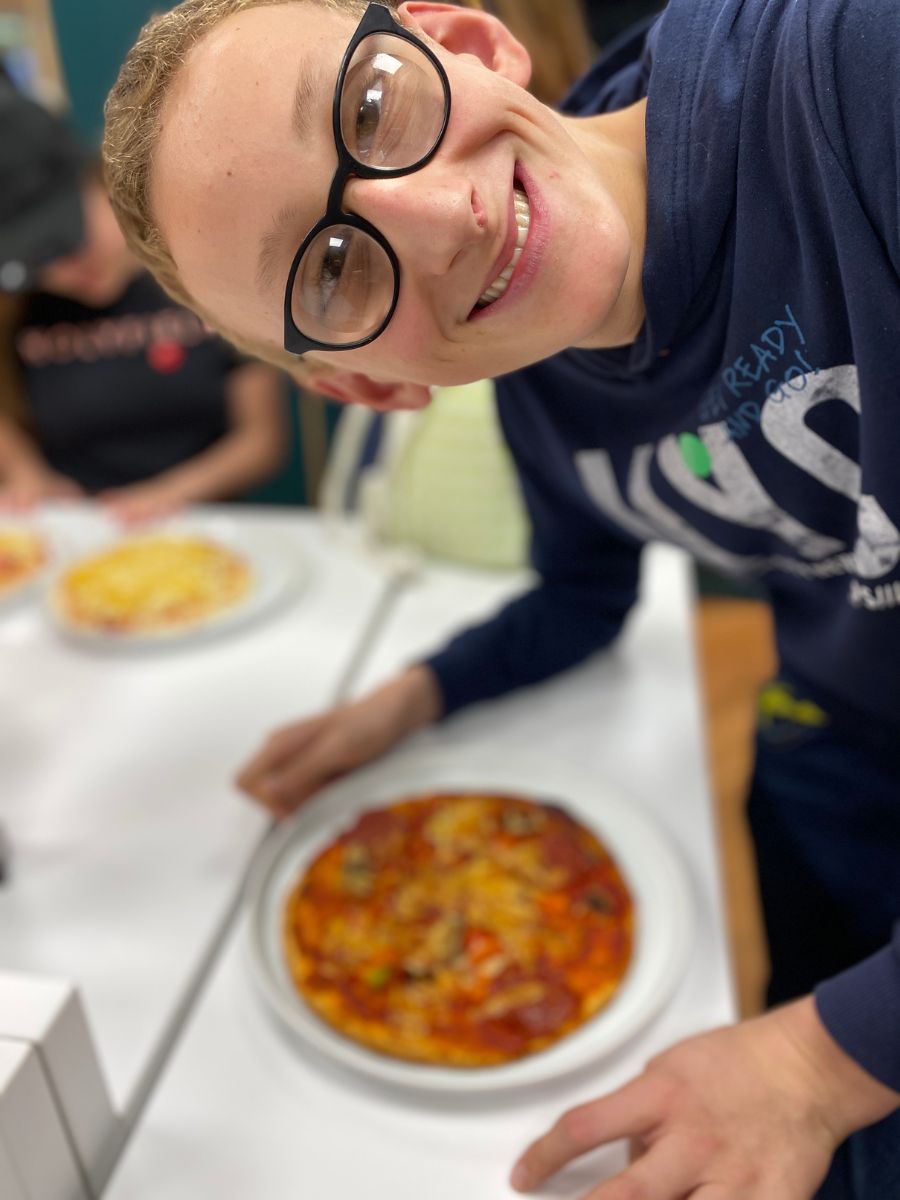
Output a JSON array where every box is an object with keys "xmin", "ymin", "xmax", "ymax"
[
  {"xmin": 308, "ymin": 370, "xmax": 432, "ymax": 413},
  {"xmin": 397, "ymin": 2, "xmax": 531, "ymax": 88}
]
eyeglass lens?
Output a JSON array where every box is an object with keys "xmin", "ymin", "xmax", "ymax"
[{"xmin": 291, "ymin": 31, "xmax": 446, "ymax": 347}]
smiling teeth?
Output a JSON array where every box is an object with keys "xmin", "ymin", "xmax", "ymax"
[{"xmin": 476, "ymin": 187, "xmax": 531, "ymax": 309}]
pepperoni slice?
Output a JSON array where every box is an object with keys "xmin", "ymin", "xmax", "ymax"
[
  {"xmin": 348, "ymin": 810, "xmax": 401, "ymax": 846},
  {"xmin": 541, "ymin": 831, "xmax": 599, "ymax": 878},
  {"xmin": 510, "ymin": 983, "xmax": 578, "ymax": 1036},
  {"xmin": 473, "ymin": 1020, "xmax": 528, "ymax": 1056}
]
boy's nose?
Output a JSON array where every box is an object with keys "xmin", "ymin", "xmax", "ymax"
[{"xmin": 344, "ymin": 171, "xmax": 484, "ymax": 279}]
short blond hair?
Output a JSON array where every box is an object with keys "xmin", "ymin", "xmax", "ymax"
[{"xmin": 103, "ymin": 0, "xmax": 375, "ymax": 378}]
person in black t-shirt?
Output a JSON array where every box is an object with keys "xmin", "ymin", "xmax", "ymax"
[{"xmin": 0, "ymin": 70, "xmax": 286, "ymax": 524}]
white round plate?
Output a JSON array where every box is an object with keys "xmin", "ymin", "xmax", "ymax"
[
  {"xmin": 246, "ymin": 751, "xmax": 694, "ymax": 1094},
  {"xmin": 0, "ymin": 516, "xmax": 56, "ymax": 615},
  {"xmin": 45, "ymin": 515, "xmax": 308, "ymax": 648}
]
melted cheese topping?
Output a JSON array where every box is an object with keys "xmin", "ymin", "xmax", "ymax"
[{"xmin": 56, "ymin": 534, "xmax": 252, "ymax": 633}]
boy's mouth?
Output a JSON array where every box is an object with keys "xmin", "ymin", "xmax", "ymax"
[{"xmin": 473, "ymin": 184, "xmax": 532, "ymax": 311}]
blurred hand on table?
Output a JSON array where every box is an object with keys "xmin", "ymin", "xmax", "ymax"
[
  {"xmin": 0, "ymin": 465, "xmax": 83, "ymax": 510},
  {"xmin": 98, "ymin": 477, "xmax": 189, "ymax": 526},
  {"xmin": 236, "ymin": 665, "xmax": 443, "ymax": 818}
]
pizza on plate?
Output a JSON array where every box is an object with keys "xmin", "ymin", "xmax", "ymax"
[
  {"xmin": 53, "ymin": 533, "xmax": 253, "ymax": 635},
  {"xmin": 0, "ymin": 527, "xmax": 47, "ymax": 597},
  {"xmin": 283, "ymin": 792, "xmax": 634, "ymax": 1067}
]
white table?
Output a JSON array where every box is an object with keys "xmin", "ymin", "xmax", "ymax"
[
  {"xmin": 105, "ymin": 543, "xmax": 735, "ymax": 1200},
  {"xmin": 0, "ymin": 505, "xmax": 390, "ymax": 1144}
]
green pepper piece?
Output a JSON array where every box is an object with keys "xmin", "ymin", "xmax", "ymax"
[{"xmin": 364, "ymin": 965, "xmax": 392, "ymax": 989}]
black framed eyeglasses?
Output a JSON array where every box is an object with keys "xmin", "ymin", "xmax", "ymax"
[{"xmin": 283, "ymin": 2, "xmax": 451, "ymax": 355}]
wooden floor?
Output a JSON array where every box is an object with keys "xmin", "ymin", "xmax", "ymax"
[{"xmin": 694, "ymin": 597, "xmax": 777, "ymax": 1018}]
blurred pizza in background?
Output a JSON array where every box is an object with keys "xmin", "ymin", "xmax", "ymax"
[
  {"xmin": 0, "ymin": 526, "xmax": 48, "ymax": 598},
  {"xmin": 53, "ymin": 533, "xmax": 254, "ymax": 637}
]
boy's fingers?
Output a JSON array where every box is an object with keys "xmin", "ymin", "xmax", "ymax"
[
  {"xmin": 583, "ymin": 1136, "xmax": 702, "ymax": 1200},
  {"xmin": 244, "ymin": 777, "xmax": 282, "ymax": 814},
  {"xmin": 236, "ymin": 755, "xmax": 289, "ymax": 798},
  {"xmin": 259, "ymin": 735, "xmax": 351, "ymax": 808},
  {"xmin": 511, "ymin": 1080, "xmax": 660, "ymax": 1192},
  {"xmin": 235, "ymin": 753, "xmax": 272, "ymax": 791},
  {"xmin": 236, "ymin": 725, "xmax": 319, "ymax": 790}
]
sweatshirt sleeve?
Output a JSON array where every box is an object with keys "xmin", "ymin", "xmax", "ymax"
[
  {"xmin": 803, "ymin": 0, "xmax": 900, "ymax": 1093},
  {"xmin": 426, "ymin": 390, "xmax": 642, "ymax": 717},
  {"xmin": 814, "ymin": 921, "xmax": 900, "ymax": 1093},
  {"xmin": 808, "ymin": 0, "xmax": 900, "ymax": 274}
]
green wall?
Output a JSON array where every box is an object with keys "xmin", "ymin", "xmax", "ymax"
[{"xmin": 51, "ymin": 0, "xmax": 155, "ymax": 148}]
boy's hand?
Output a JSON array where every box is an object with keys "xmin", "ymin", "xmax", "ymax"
[
  {"xmin": 235, "ymin": 666, "xmax": 443, "ymax": 818},
  {"xmin": 0, "ymin": 466, "xmax": 83, "ymax": 510},
  {"xmin": 511, "ymin": 997, "xmax": 900, "ymax": 1200}
]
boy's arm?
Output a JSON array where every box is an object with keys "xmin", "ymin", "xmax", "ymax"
[
  {"xmin": 814, "ymin": 922, "xmax": 900, "ymax": 1093},
  {"xmin": 238, "ymin": 539, "xmax": 639, "ymax": 816},
  {"xmin": 427, "ymin": 541, "xmax": 640, "ymax": 715},
  {"xmin": 238, "ymin": 388, "xmax": 643, "ymax": 815},
  {"xmin": 798, "ymin": 0, "xmax": 900, "ymax": 1100},
  {"xmin": 813, "ymin": 0, "xmax": 900, "ymax": 274},
  {"xmin": 428, "ymin": 388, "xmax": 642, "ymax": 714}
]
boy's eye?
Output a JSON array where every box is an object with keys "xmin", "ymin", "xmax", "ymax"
[
  {"xmin": 319, "ymin": 242, "xmax": 345, "ymax": 290},
  {"xmin": 355, "ymin": 79, "xmax": 385, "ymax": 149},
  {"xmin": 297, "ymin": 225, "xmax": 378, "ymax": 325},
  {"xmin": 341, "ymin": 45, "xmax": 408, "ymax": 165}
]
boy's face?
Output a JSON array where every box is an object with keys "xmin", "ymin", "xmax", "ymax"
[{"xmin": 152, "ymin": 1, "xmax": 634, "ymax": 390}]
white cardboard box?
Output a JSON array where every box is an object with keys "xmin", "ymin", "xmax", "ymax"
[
  {"xmin": 0, "ymin": 1127, "xmax": 27, "ymax": 1200},
  {"xmin": 0, "ymin": 973, "xmax": 120, "ymax": 1195},
  {"xmin": 0, "ymin": 1039, "xmax": 88, "ymax": 1200}
]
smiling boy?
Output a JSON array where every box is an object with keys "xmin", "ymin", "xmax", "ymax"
[
  {"xmin": 104, "ymin": 1, "xmax": 900, "ymax": 1196},
  {"xmin": 107, "ymin": 0, "xmax": 648, "ymax": 389}
]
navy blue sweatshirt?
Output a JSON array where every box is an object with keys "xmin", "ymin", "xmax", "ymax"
[{"xmin": 427, "ymin": 0, "xmax": 900, "ymax": 1091}]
